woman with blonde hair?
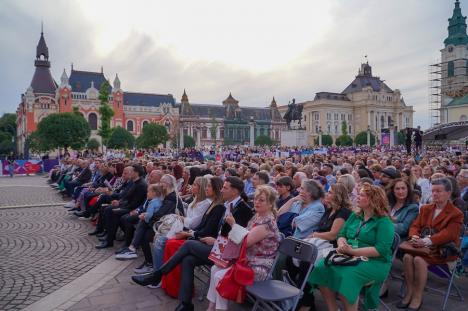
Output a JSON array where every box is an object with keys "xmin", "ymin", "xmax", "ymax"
[
  {"xmin": 206, "ymin": 185, "xmax": 281, "ymax": 311},
  {"xmin": 338, "ymin": 173, "xmax": 357, "ymax": 206},
  {"xmin": 307, "ymin": 184, "xmax": 395, "ymax": 311},
  {"xmin": 181, "ymin": 176, "xmax": 212, "ymax": 230}
]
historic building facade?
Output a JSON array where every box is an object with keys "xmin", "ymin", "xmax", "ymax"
[
  {"xmin": 179, "ymin": 91, "xmax": 285, "ymax": 147},
  {"xmin": 279, "ymin": 62, "xmax": 414, "ymax": 145},
  {"xmin": 16, "ymin": 31, "xmax": 178, "ymax": 154},
  {"xmin": 439, "ymin": 0, "xmax": 468, "ymax": 123}
]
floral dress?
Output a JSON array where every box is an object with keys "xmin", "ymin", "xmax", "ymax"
[{"xmin": 246, "ymin": 213, "xmax": 281, "ymax": 281}]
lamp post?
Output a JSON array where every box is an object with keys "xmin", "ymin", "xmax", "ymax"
[
  {"xmin": 318, "ymin": 126, "xmax": 323, "ymax": 146},
  {"xmin": 249, "ymin": 116, "xmax": 255, "ymax": 147},
  {"xmin": 367, "ymin": 125, "xmax": 371, "ymax": 147}
]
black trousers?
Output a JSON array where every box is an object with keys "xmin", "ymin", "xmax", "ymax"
[
  {"xmin": 120, "ymin": 213, "xmax": 140, "ymax": 247},
  {"xmin": 159, "ymin": 240, "xmax": 212, "ymax": 303},
  {"xmin": 103, "ymin": 206, "xmax": 130, "ymax": 244}
]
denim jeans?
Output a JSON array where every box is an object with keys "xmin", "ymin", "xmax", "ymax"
[{"xmin": 152, "ymin": 236, "xmax": 168, "ymax": 270}]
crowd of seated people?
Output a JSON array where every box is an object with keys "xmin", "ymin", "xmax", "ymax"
[{"xmin": 46, "ymin": 147, "xmax": 468, "ymax": 311}]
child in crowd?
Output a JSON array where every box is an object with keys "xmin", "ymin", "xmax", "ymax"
[{"xmin": 116, "ymin": 184, "xmax": 164, "ymax": 259}]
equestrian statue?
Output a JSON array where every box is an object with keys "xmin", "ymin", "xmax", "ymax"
[{"xmin": 283, "ymin": 98, "xmax": 303, "ymax": 129}]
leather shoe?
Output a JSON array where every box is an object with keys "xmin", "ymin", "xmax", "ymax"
[
  {"xmin": 95, "ymin": 241, "xmax": 113, "ymax": 249},
  {"xmin": 396, "ymin": 300, "xmax": 410, "ymax": 309},
  {"xmin": 174, "ymin": 302, "xmax": 194, "ymax": 311},
  {"xmin": 96, "ymin": 231, "xmax": 107, "ymax": 238},
  {"xmin": 98, "ymin": 236, "xmax": 108, "ymax": 242},
  {"xmin": 132, "ymin": 270, "xmax": 162, "ymax": 287},
  {"xmin": 88, "ymin": 229, "xmax": 102, "ymax": 236}
]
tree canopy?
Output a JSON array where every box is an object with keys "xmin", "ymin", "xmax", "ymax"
[
  {"xmin": 255, "ymin": 135, "xmax": 274, "ymax": 146},
  {"xmin": 107, "ymin": 126, "xmax": 135, "ymax": 149},
  {"xmin": 335, "ymin": 135, "xmax": 353, "ymax": 146},
  {"xmin": 136, "ymin": 123, "xmax": 169, "ymax": 148},
  {"xmin": 184, "ymin": 135, "xmax": 195, "ymax": 148},
  {"xmin": 97, "ymin": 81, "xmax": 114, "ymax": 146},
  {"xmin": 314, "ymin": 134, "xmax": 333, "ymax": 146},
  {"xmin": 31, "ymin": 112, "xmax": 90, "ymax": 151},
  {"xmin": 0, "ymin": 113, "xmax": 16, "ymax": 155},
  {"xmin": 354, "ymin": 131, "xmax": 376, "ymax": 146},
  {"xmin": 86, "ymin": 138, "xmax": 100, "ymax": 151}
]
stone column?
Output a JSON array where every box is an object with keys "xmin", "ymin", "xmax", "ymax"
[
  {"xmin": 179, "ymin": 126, "xmax": 184, "ymax": 149},
  {"xmin": 196, "ymin": 128, "xmax": 201, "ymax": 147},
  {"xmin": 249, "ymin": 117, "xmax": 255, "ymax": 147},
  {"xmin": 318, "ymin": 126, "xmax": 323, "ymax": 146}
]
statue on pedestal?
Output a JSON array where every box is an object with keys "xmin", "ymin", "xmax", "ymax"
[{"xmin": 283, "ymin": 98, "xmax": 303, "ymax": 129}]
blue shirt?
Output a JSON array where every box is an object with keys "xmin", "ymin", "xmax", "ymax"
[
  {"xmin": 290, "ymin": 199, "xmax": 325, "ymax": 239},
  {"xmin": 244, "ymin": 179, "xmax": 255, "ymax": 198}
]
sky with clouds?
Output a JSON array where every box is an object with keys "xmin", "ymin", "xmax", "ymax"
[{"xmin": 0, "ymin": 0, "xmax": 461, "ymax": 129}]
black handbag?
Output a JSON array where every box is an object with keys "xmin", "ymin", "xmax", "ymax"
[{"xmin": 324, "ymin": 250, "xmax": 368, "ymax": 267}]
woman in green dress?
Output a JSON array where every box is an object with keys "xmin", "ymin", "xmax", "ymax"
[{"xmin": 307, "ymin": 183, "xmax": 395, "ymax": 311}]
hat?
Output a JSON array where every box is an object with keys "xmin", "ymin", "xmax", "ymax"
[{"xmin": 382, "ymin": 167, "xmax": 400, "ymax": 179}]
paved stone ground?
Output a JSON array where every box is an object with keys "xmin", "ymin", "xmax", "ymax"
[
  {"xmin": 64, "ymin": 258, "xmax": 468, "ymax": 311},
  {"xmin": 0, "ymin": 176, "xmax": 114, "ymax": 310},
  {"xmin": 0, "ymin": 175, "xmax": 65, "ymax": 207}
]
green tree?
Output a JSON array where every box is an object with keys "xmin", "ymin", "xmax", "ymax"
[
  {"xmin": 255, "ymin": 135, "xmax": 274, "ymax": 146},
  {"xmin": 397, "ymin": 131, "xmax": 405, "ymax": 145},
  {"xmin": 97, "ymin": 81, "xmax": 114, "ymax": 147},
  {"xmin": 335, "ymin": 135, "xmax": 353, "ymax": 146},
  {"xmin": 341, "ymin": 120, "xmax": 348, "ymax": 135},
  {"xmin": 87, "ymin": 138, "xmax": 100, "ymax": 151},
  {"xmin": 184, "ymin": 135, "xmax": 195, "ymax": 148},
  {"xmin": 107, "ymin": 126, "xmax": 135, "ymax": 149},
  {"xmin": 354, "ymin": 131, "xmax": 376, "ymax": 146},
  {"xmin": 209, "ymin": 115, "xmax": 219, "ymax": 145},
  {"xmin": 136, "ymin": 123, "xmax": 168, "ymax": 148},
  {"xmin": 0, "ymin": 113, "xmax": 16, "ymax": 155},
  {"xmin": 33, "ymin": 112, "xmax": 90, "ymax": 151},
  {"xmin": 314, "ymin": 134, "xmax": 333, "ymax": 146}
]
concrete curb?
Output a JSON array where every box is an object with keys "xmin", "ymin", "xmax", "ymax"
[{"xmin": 22, "ymin": 255, "xmax": 133, "ymax": 311}]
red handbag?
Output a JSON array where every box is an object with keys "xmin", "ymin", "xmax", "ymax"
[{"xmin": 216, "ymin": 236, "xmax": 254, "ymax": 303}]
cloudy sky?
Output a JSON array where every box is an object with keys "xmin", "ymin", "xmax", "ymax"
[{"xmin": 0, "ymin": 0, "xmax": 461, "ymax": 129}]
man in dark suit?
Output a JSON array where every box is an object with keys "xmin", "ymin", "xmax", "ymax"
[
  {"xmin": 131, "ymin": 176, "xmax": 253, "ymax": 311},
  {"xmin": 96, "ymin": 164, "xmax": 147, "ymax": 249},
  {"xmin": 63, "ymin": 159, "xmax": 92, "ymax": 196}
]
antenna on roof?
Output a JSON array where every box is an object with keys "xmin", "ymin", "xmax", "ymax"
[{"xmin": 41, "ymin": 20, "xmax": 44, "ymax": 34}]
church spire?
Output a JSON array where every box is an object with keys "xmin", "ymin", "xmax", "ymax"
[
  {"xmin": 36, "ymin": 25, "xmax": 49, "ymax": 62},
  {"xmin": 444, "ymin": 0, "xmax": 468, "ymax": 46},
  {"xmin": 181, "ymin": 89, "xmax": 188, "ymax": 103}
]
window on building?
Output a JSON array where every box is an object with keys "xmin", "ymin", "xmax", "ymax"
[
  {"xmin": 202, "ymin": 127, "xmax": 207, "ymax": 139},
  {"xmin": 183, "ymin": 128, "xmax": 188, "ymax": 136},
  {"xmin": 165, "ymin": 121, "xmax": 171, "ymax": 132},
  {"xmin": 341, "ymin": 114, "xmax": 345, "ymax": 121},
  {"xmin": 327, "ymin": 124, "xmax": 331, "ymax": 133},
  {"xmin": 388, "ymin": 116, "xmax": 392, "ymax": 127},
  {"xmin": 348, "ymin": 114, "xmax": 352, "ymax": 121},
  {"xmin": 260, "ymin": 128, "xmax": 264, "ymax": 136},
  {"xmin": 314, "ymin": 113, "xmax": 319, "ymax": 121},
  {"xmin": 327, "ymin": 113, "xmax": 331, "ymax": 120},
  {"xmin": 448, "ymin": 61, "xmax": 454, "ymax": 77},
  {"xmin": 315, "ymin": 125, "xmax": 319, "ymax": 133},
  {"xmin": 380, "ymin": 116, "xmax": 385, "ymax": 129},
  {"xmin": 220, "ymin": 128, "xmax": 224, "ymax": 138},
  {"xmin": 349, "ymin": 125, "xmax": 352, "ymax": 134},
  {"xmin": 88, "ymin": 113, "xmax": 98, "ymax": 130},
  {"xmin": 335, "ymin": 125, "xmax": 338, "ymax": 134},
  {"xmin": 460, "ymin": 114, "xmax": 467, "ymax": 121},
  {"xmin": 142, "ymin": 121, "xmax": 149, "ymax": 128},
  {"xmin": 334, "ymin": 113, "xmax": 338, "ymax": 120},
  {"xmin": 127, "ymin": 120, "xmax": 134, "ymax": 132}
]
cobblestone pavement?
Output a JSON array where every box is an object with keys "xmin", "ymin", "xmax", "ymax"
[
  {"xmin": 0, "ymin": 176, "xmax": 114, "ymax": 311},
  {"xmin": 0, "ymin": 176, "xmax": 66, "ymax": 207}
]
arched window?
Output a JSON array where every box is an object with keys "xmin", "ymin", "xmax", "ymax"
[
  {"xmin": 88, "ymin": 113, "xmax": 98, "ymax": 130},
  {"xmin": 460, "ymin": 114, "xmax": 468, "ymax": 121},
  {"xmin": 260, "ymin": 128, "xmax": 264, "ymax": 136},
  {"xmin": 387, "ymin": 116, "xmax": 392, "ymax": 127},
  {"xmin": 448, "ymin": 61, "xmax": 454, "ymax": 77},
  {"xmin": 202, "ymin": 127, "xmax": 207, "ymax": 139},
  {"xmin": 380, "ymin": 115, "xmax": 385, "ymax": 128},
  {"xmin": 142, "ymin": 121, "xmax": 149, "ymax": 128},
  {"xmin": 220, "ymin": 128, "xmax": 224, "ymax": 138},
  {"xmin": 127, "ymin": 120, "xmax": 134, "ymax": 132},
  {"xmin": 165, "ymin": 121, "xmax": 171, "ymax": 132}
]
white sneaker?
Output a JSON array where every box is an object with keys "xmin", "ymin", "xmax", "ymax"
[
  {"xmin": 116, "ymin": 248, "xmax": 138, "ymax": 260},
  {"xmin": 64, "ymin": 201, "xmax": 76, "ymax": 208},
  {"xmin": 147, "ymin": 282, "xmax": 161, "ymax": 289}
]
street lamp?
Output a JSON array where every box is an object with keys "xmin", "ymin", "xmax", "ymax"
[{"xmin": 318, "ymin": 126, "xmax": 323, "ymax": 146}]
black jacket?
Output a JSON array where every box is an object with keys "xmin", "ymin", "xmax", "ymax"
[
  {"xmin": 120, "ymin": 178, "xmax": 147, "ymax": 211},
  {"xmin": 193, "ymin": 203, "xmax": 226, "ymax": 239},
  {"xmin": 150, "ymin": 191, "xmax": 184, "ymax": 224},
  {"xmin": 220, "ymin": 199, "xmax": 254, "ymax": 236},
  {"xmin": 93, "ymin": 172, "xmax": 113, "ymax": 188},
  {"xmin": 77, "ymin": 167, "xmax": 92, "ymax": 183}
]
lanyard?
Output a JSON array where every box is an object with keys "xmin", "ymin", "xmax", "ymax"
[{"xmin": 353, "ymin": 218, "xmax": 372, "ymax": 239}]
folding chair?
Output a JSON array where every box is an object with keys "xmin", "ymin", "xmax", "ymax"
[
  {"xmin": 194, "ymin": 265, "xmax": 212, "ymax": 301},
  {"xmin": 361, "ymin": 232, "xmax": 400, "ymax": 311},
  {"xmin": 246, "ymin": 237, "xmax": 318, "ymax": 311}
]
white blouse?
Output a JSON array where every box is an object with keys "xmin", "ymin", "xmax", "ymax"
[{"xmin": 184, "ymin": 198, "xmax": 212, "ymax": 229}]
